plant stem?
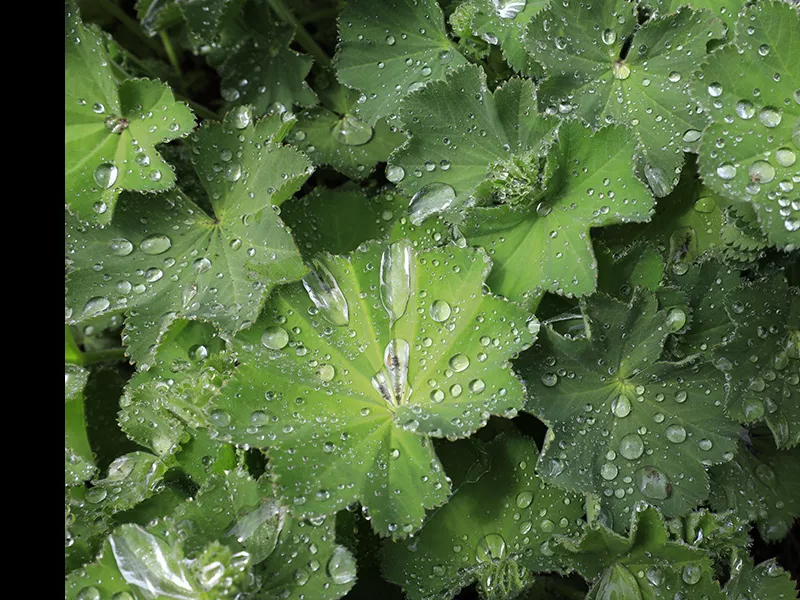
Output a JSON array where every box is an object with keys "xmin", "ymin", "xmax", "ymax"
[
  {"xmin": 81, "ymin": 347, "xmax": 128, "ymax": 366},
  {"xmin": 160, "ymin": 31, "xmax": 182, "ymax": 76},
  {"xmin": 267, "ymin": 0, "xmax": 331, "ymax": 67},
  {"xmin": 95, "ymin": 0, "xmax": 164, "ymax": 56}
]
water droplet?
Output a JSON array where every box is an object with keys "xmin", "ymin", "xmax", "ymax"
[
  {"xmin": 262, "ymin": 326, "xmax": 289, "ymax": 350},
  {"xmin": 332, "ymin": 115, "xmax": 374, "ymax": 146},
  {"xmin": 210, "ymin": 410, "xmax": 231, "ymax": 427},
  {"xmin": 144, "ymin": 267, "xmax": 163, "ymax": 283},
  {"xmin": 326, "ymin": 546, "xmax": 356, "ymax": 584},
  {"xmin": 666, "ymin": 308, "xmax": 687, "ymax": 331},
  {"xmin": 693, "ymin": 196, "xmax": 716, "ymax": 213},
  {"xmin": 668, "ymin": 71, "xmax": 681, "ymax": 83},
  {"xmin": 666, "ymin": 424, "xmax": 687, "ymax": 443},
  {"xmin": 475, "ymin": 533, "xmax": 506, "ymax": 563},
  {"xmin": 193, "ymin": 257, "xmax": 212, "ymax": 273},
  {"xmin": 189, "ymin": 344, "xmax": 208, "ymax": 361},
  {"xmin": 717, "ymin": 164, "xmax": 737, "ymax": 180},
  {"xmin": 82, "ymin": 296, "xmax": 110, "ymax": 318},
  {"xmin": 77, "ymin": 587, "xmax": 101, "ymax": 600},
  {"xmin": 230, "ymin": 106, "xmax": 252, "ymax": 129},
  {"xmin": 109, "ymin": 238, "xmax": 134, "ymax": 256},
  {"xmin": 735, "ymin": 100, "xmax": 755, "ymax": 119},
  {"xmin": 775, "ymin": 148, "xmax": 796, "ymax": 167},
  {"xmin": 409, "ymin": 182, "xmax": 456, "ymax": 225},
  {"xmin": 682, "ymin": 564, "xmax": 702, "ymax": 585},
  {"xmin": 93, "ymin": 163, "xmax": 118, "ymax": 189},
  {"xmin": 613, "ymin": 61, "xmax": 630, "ymax": 80},
  {"xmin": 515, "ymin": 491, "xmax": 533, "ymax": 509},
  {"xmin": 682, "ymin": 129, "xmax": 702, "ymax": 143},
  {"xmin": 224, "ymin": 162, "xmax": 242, "ymax": 182},
  {"xmin": 493, "ymin": 0, "xmax": 527, "ymax": 19},
  {"xmin": 303, "ymin": 261, "xmax": 349, "ymax": 326},
  {"xmin": 541, "ymin": 372, "xmax": 558, "ymax": 387},
  {"xmin": 612, "ymin": 394, "xmax": 631, "ymax": 418},
  {"xmin": 749, "ymin": 160, "xmax": 775, "ymax": 184},
  {"xmin": 743, "ymin": 398, "xmax": 765, "ymax": 421},
  {"xmin": 386, "ymin": 165, "xmax": 405, "ymax": 183},
  {"xmin": 601, "ymin": 28, "xmax": 617, "ymax": 45},
  {"xmin": 380, "ymin": 240, "xmax": 414, "ymax": 325},
  {"xmin": 140, "ymin": 235, "xmax": 172, "ymax": 255},
  {"xmin": 430, "ymin": 299, "xmax": 452, "ymax": 322},
  {"xmin": 449, "ymin": 353, "xmax": 470, "ymax": 372},
  {"xmin": 601, "ymin": 463, "xmax": 619, "ymax": 480},
  {"xmin": 758, "ymin": 107, "xmax": 782, "ymax": 128},
  {"xmin": 698, "ymin": 438, "xmax": 713, "ymax": 451},
  {"xmin": 469, "ymin": 379, "xmax": 485, "ymax": 393},
  {"xmin": 636, "ymin": 466, "xmax": 671, "ymax": 499},
  {"xmin": 707, "ymin": 82, "xmax": 723, "ymax": 97},
  {"xmin": 385, "ymin": 35, "xmax": 396, "ymax": 45},
  {"xmin": 317, "ymin": 364, "xmax": 335, "ymax": 382},
  {"xmin": 619, "ymin": 433, "xmax": 644, "ymax": 460}
]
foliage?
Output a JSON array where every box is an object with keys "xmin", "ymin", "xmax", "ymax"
[{"xmin": 64, "ymin": 0, "xmax": 800, "ymax": 598}]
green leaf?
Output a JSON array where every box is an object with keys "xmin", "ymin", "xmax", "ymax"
[
  {"xmin": 335, "ymin": 0, "xmax": 468, "ymax": 124},
  {"xmin": 723, "ymin": 556, "xmax": 797, "ymax": 600},
  {"xmin": 210, "ymin": 0, "xmax": 318, "ymax": 115},
  {"xmin": 66, "ymin": 364, "xmax": 96, "ymax": 485},
  {"xmin": 383, "ymin": 430, "xmax": 584, "ymax": 600},
  {"xmin": 709, "ymin": 428, "xmax": 800, "ymax": 542},
  {"xmin": 179, "ymin": 0, "xmax": 244, "ymax": 44},
  {"xmin": 460, "ymin": 0, "xmax": 547, "ymax": 74},
  {"xmin": 664, "ymin": 509, "xmax": 750, "ymax": 567},
  {"xmin": 119, "ymin": 319, "xmax": 232, "ymax": 457},
  {"xmin": 560, "ymin": 507, "xmax": 724, "ymax": 600},
  {"xmin": 596, "ymin": 242, "xmax": 665, "ymax": 299},
  {"xmin": 519, "ymin": 289, "xmax": 739, "ymax": 530},
  {"xmin": 281, "ymin": 184, "xmax": 409, "ymax": 258},
  {"xmin": 291, "ymin": 109, "xmax": 405, "ymax": 180},
  {"xmin": 693, "ymin": 1, "xmax": 800, "ymax": 247},
  {"xmin": 65, "ymin": 110, "xmax": 310, "ymax": 366},
  {"xmin": 212, "ymin": 239, "xmax": 536, "ymax": 536},
  {"xmin": 712, "ymin": 273, "xmax": 800, "ymax": 447},
  {"xmin": 646, "ymin": 0, "xmax": 743, "ymax": 35},
  {"xmin": 65, "ymin": 2, "xmax": 195, "ymax": 224},
  {"xmin": 527, "ymin": 2, "xmax": 725, "ymax": 196},
  {"xmin": 66, "ymin": 540, "xmax": 132, "ymax": 600},
  {"xmin": 659, "ymin": 259, "xmax": 740, "ymax": 360},
  {"xmin": 461, "ymin": 120, "xmax": 655, "ymax": 303}
]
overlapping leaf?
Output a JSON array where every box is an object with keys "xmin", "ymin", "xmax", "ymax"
[
  {"xmin": 66, "ymin": 364, "xmax": 95, "ymax": 486},
  {"xmin": 693, "ymin": 1, "xmax": 800, "ymax": 247},
  {"xmin": 713, "ymin": 273, "xmax": 800, "ymax": 447},
  {"xmin": 519, "ymin": 289, "xmax": 739, "ymax": 530},
  {"xmin": 383, "ymin": 430, "xmax": 584, "ymax": 600},
  {"xmin": 65, "ymin": 2, "xmax": 195, "ymax": 223},
  {"xmin": 558, "ymin": 507, "xmax": 724, "ymax": 599},
  {"xmin": 723, "ymin": 556, "xmax": 797, "ymax": 600},
  {"xmin": 211, "ymin": 239, "xmax": 536, "ymax": 537},
  {"xmin": 335, "ymin": 0, "xmax": 468, "ymax": 124},
  {"xmin": 527, "ymin": 0, "xmax": 725, "ymax": 196},
  {"xmin": 65, "ymin": 110, "xmax": 310, "ymax": 366}
]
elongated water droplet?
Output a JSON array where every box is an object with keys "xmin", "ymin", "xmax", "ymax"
[
  {"xmin": 384, "ymin": 339, "xmax": 411, "ymax": 405},
  {"xmin": 380, "ymin": 240, "xmax": 414, "ymax": 325},
  {"xmin": 82, "ymin": 296, "xmax": 110, "ymax": 318},
  {"xmin": 493, "ymin": 0, "xmax": 526, "ymax": 19},
  {"xmin": 332, "ymin": 115, "xmax": 374, "ymax": 146},
  {"xmin": 409, "ymin": 183, "xmax": 456, "ymax": 225},
  {"xmin": 303, "ymin": 261, "xmax": 349, "ymax": 326},
  {"xmin": 140, "ymin": 235, "xmax": 172, "ymax": 255},
  {"xmin": 327, "ymin": 546, "xmax": 356, "ymax": 584}
]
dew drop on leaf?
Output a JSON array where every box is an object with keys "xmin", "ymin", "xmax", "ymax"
[
  {"xmin": 93, "ymin": 163, "xmax": 118, "ymax": 189},
  {"xmin": 261, "ymin": 326, "xmax": 289, "ymax": 350},
  {"xmin": 332, "ymin": 115, "xmax": 374, "ymax": 146},
  {"xmin": 429, "ymin": 299, "xmax": 452, "ymax": 322},
  {"xmin": 140, "ymin": 234, "xmax": 172, "ymax": 255}
]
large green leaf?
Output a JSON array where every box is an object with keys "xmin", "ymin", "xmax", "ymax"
[
  {"xmin": 693, "ymin": 1, "xmax": 800, "ymax": 247},
  {"xmin": 723, "ymin": 556, "xmax": 797, "ymax": 600},
  {"xmin": 211, "ymin": 239, "xmax": 537, "ymax": 537},
  {"xmin": 712, "ymin": 273, "xmax": 800, "ymax": 447},
  {"xmin": 383, "ymin": 430, "xmax": 584, "ymax": 600},
  {"xmin": 65, "ymin": 110, "xmax": 310, "ymax": 366},
  {"xmin": 527, "ymin": 1, "xmax": 725, "ymax": 196},
  {"xmin": 519, "ymin": 289, "xmax": 739, "ymax": 530},
  {"xmin": 559, "ymin": 507, "xmax": 725, "ymax": 600},
  {"xmin": 709, "ymin": 428, "xmax": 800, "ymax": 542},
  {"xmin": 65, "ymin": 2, "xmax": 195, "ymax": 224},
  {"xmin": 335, "ymin": 0, "xmax": 468, "ymax": 124}
]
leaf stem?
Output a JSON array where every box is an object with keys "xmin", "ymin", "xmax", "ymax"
[
  {"xmin": 267, "ymin": 0, "xmax": 332, "ymax": 67},
  {"xmin": 94, "ymin": 0, "xmax": 164, "ymax": 56},
  {"xmin": 160, "ymin": 31, "xmax": 182, "ymax": 75}
]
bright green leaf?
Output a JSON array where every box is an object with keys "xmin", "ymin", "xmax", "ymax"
[
  {"xmin": 383, "ymin": 430, "xmax": 584, "ymax": 600},
  {"xmin": 212, "ymin": 239, "xmax": 536, "ymax": 536},
  {"xmin": 335, "ymin": 0, "xmax": 468, "ymax": 124},
  {"xmin": 519, "ymin": 289, "xmax": 739, "ymax": 530},
  {"xmin": 724, "ymin": 556, "xmax": 797, "ymax": 600},
  {"xmin": 693, "ymin": 1, "xmax": 800, "ymax": 247},
  {"xmin": 65, "ymin": 110, "xmax": 310, "ymax": 366},
  {"xmin": 65, "ymin": 2, "xmax": 195, "ymax": 224},
  {"xmin": 528, "ymin": 1, "xmax": 725, "ymax": 196}
]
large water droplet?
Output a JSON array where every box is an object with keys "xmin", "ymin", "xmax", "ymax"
[
  {"xmin": 749, "ymin": 160, "xmax": 775, "ymax": 184},
  {"xmin": 93, "ymin": 163, "xmax": 118, "ymax": 189},
  {"xmin": 594, "ymin": 565, "xmax": 642, "ymax": 600},
  {"xmin": 775, "ymin": 148, "xmax": 796, "ymax": 167},
  {"xmin": 331, "ymin": 115, "xmax": 374, "ymax": 146},
  {"xmin": 515, "ymin": 491, "xmax": 533, "ymax": 508},
  {"xmin": 717, "ymin": 164, "xmax": 737, "ymax": 180},
  {"xmin": 109, "ymin": 238, "xmax": 134, "ymax": 256},
  {"xmin": 449, "ymin": 353, "xmax": 470, "ymax": 372},
  {"xmin": 82, "ymin": 296, "xmax": 110, "ymax": 318},
  {"xmin": 326, "ymin": 546, "xmax": 356, "ymax": 584},
  {"xmin": 613, "ymin": 61, "xmax": 630, "ymax": 80},
  {"xmin": 409, "ymin": 183, "xmax": 456, "ymax": 225},
  {"xmin": 262, "ymin": 326, "xmax": 289, "ymax": 350},
  {"xmin": 380, "ymin": 240, "xmax": 414, "ymax": 325},
  {"xmin": 475, "ymin": 533, "xmax": 506, "ymax": 563},
  {"xmin": 735, "ymin": 100, "xmax": 755, "ymax": 119},
  {"xmin": 665, "ymin": 424, "xmax": 687, "ymax": 443},
  {"xmin": 386, "ymin": 165, "xmax": 405, "ymax": 183},
  {"xmin": 758, "ymin": 107, "xmax": 782, "ymax": 128},
  {"xmin": 303, "ymin": 261, "xmax": 350, "ymax": 326},
  {"xmin": 619, "ymin": 433, "xmax": 644, "ymax": 460},
  {"xmin": 493, "ymin": 0, "xmax": 526, "ymax": 19},
  {"xmin": 140, "ymin": 234, "xmax": 172, "ymax": 255},
  {"xmin": 612, "ymin": 394, "xmax": 631, "ymax": 418},
  {"xmin": 429, "ymin": 299, "xmax": 452, "ymax": 322},
  {"xmin": 682, "ymin": 564, "xmax": 702, "ymax": 585},
  {"xmin": 636, "ymin": 466, "xmax": 671, "ymax": 500}
]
